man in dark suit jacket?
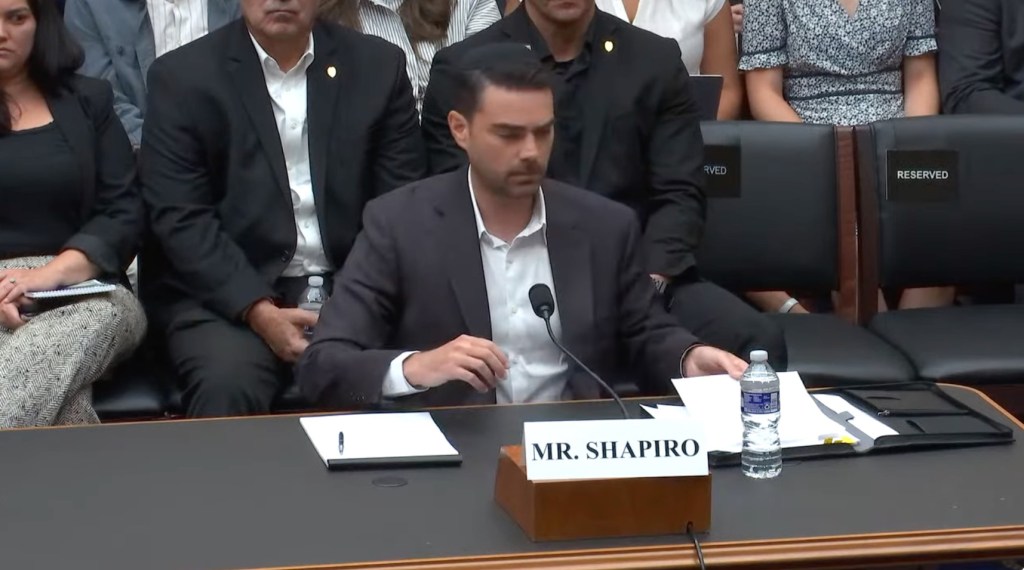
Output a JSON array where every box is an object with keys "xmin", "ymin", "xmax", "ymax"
[
  {"xmin": 140, "ymin": 0, "xmax": 426, "ymax": 417},
  {"xmin": 939, "ymin": 0, "xmax": 1024, "ymax": 114},
  {"xmin": 297, "ymin": 45, "xmax": 745, "ymax": 409},
  {"xmin": 420, "ymin": 0, "xmax": 787, "ymax": 370}
]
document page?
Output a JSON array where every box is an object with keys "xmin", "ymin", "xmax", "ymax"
[
  {"xmin": 299, "ymin": 412, "xmax": 459, "ymax": 465},
  {"xmin": 813, "ymin": 394, "xmax": 899, "ymax": 441},
  {"xmin": 671, "ymin": 372, "xmax": 854, "ymax": 453}
]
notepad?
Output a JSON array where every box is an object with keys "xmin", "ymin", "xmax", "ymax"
[
  {"xmin": 671, "ymin": 372, "xmax": 854, "ymax": 453},
  {"xmin": 299, "ymin": 412, "xmax": 462, "ymax": 470},
  {"xmin": 25, "ymin": 279, "xmax": 116, "ymax": 300}
]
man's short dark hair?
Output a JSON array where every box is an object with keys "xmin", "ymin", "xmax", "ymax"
[{"xmin": 450, "ymin": 43, "xmax": 553, "ymax": 118}]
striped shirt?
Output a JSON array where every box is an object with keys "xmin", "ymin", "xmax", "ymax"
[
  {"xmin": 355, "ymin": 0, "xmax": 502, "ymax": 112},
  {"xmin": 147, "ymin": 0, "xmax": 209, "ymax": 58}
]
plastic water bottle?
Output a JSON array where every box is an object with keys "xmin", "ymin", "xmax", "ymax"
[
  {"xmin": 741, "ymin": 350, "xmax": 781, "ymax": 479},
  {"xmin": 297, "ymin": 276, "xmax": 328, "ymax": 339}
]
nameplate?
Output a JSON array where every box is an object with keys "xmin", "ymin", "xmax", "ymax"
[
  {"xmin": 523, "ymin": 419, "xmax": 708, "ymax": 482},
  {"xmin": 703, "ymin": 145, "xmax": 742, "ymax": 198},
  {"xmin": 886, "ymin": 150, "xmax": 959, "ymax": 203}
]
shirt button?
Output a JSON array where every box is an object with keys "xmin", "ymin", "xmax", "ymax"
[{"xmin": 511, "ymin": 307, "xmax": 519, "ymax": 315}]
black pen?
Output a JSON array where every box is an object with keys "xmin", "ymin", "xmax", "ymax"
[{"xmin": 338, "ymin": 431, "xmax": 345, "ymax": 455}]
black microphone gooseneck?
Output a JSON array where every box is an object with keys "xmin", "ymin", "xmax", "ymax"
[{"xmin": 528, "ymin": 284, "xmax": 629, "ymax": 419}]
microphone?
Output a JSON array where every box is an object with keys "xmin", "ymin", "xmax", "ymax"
[{"xmin": 528, "ymin": 284, "xmax": 629, "ymax": 419}]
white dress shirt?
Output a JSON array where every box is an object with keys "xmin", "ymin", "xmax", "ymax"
[
  {"xmin": 383, "ymin": 172, "xmax": 570, "ymax": 403},
  {"xmin": 147, "ymin": 0, "xmax": 210, "ymax": 58},
  {"xmin": 355, "ymin": 0, "xmax": 501, "ymax": 112},
  {"xmin": 596, "ymin": 0, "xmax": 727, "ymax": 74},
  {"xmin": 250, "ymin": 34, "xmax": 332, "ymax": 277}
]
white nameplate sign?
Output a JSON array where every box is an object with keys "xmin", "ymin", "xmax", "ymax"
[{"xmin": 523, "ymin": 419, "xmax": 708, "ymax": 482}]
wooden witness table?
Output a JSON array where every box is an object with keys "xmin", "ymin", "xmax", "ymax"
[{"xmin": 0, "ymin": 385, "xmax": 1022, "ymax": 570}]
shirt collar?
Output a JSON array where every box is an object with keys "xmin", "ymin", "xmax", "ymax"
[
  {"xmin": 468, "ymin": 168, "xmax": 547, "ymax": 245},
  {"xmin": 524, "ymin": 10, "xmax": 597, "ymax": 62},
  {"xmin": 249, "ymin": 32, "xmax": 315, "ymax": 75}
]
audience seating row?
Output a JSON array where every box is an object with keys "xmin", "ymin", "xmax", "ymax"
[
  {"xmin": 94, "ymin": 116, "xmax": 1024, "ymax": 420},
  {"xmin": 699, "ymin": 116, "xmax": 1024, "ymax": 390}
]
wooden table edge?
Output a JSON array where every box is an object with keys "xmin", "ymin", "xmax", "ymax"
[
  {"xmin": 245, "ymin": 525, "xmax": 1024, "ymax": 570},
  {"xmin": 15, "ymin": 381, "xmax": 1017, "ymax": 432}
]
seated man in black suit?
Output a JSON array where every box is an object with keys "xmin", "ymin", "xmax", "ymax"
[
  {"xmin": 940, "ymin": 0, "xmax": 1024, "ymax": 114},
  {"xmin": 420, "ymin": 0, "xmax": 787, "ymax": 371},
  {"xmin": 140, "ymin": 0, "xmax": 426, "ymax": 417},
  {"xmin": 297, "ymin": 45, "xmax": 746, "ymax": 409}
]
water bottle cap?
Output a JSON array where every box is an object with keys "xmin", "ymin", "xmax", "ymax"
[
  {"xmin": 749, "ymin": 350, "xmax": 768, "ymax": 362},
  {"xmin": 308, "ymin": 276, "xmax": 324, "ymax": 287}
]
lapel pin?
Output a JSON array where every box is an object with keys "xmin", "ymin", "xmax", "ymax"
[
  {"xmin": 604, "ymin": 40, "xmax": 614, "ymax": 53},
  {"xmin": 327, "ymin": 65, "xmax": 337, "ymax": 79}
]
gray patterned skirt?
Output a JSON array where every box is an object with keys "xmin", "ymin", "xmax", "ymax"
[{"xmin": 0, "ymin": 256, "xmax": 147, "ymax": 428}]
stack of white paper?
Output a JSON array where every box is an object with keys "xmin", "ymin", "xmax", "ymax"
[
  {"xmin": 299, "ymin": 412, "xmax": 459, "ymax": 465},
  {"xmin": 670, "ymin": 372, "xmax": 853, "ymax": 453}
]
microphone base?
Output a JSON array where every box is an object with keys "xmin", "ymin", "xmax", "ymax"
[{"xmin": 494, "ymin": 445, "xmax": 712, "ymax": 542}]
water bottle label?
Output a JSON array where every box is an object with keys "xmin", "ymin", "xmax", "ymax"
[{"xmin": 742, "ymin": 391, "xmax": 780, "ymax": 414}]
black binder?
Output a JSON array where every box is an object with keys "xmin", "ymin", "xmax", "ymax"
[{"xmin": 709, "ymin": 382, "xmax": 1015, "ymax": 467}]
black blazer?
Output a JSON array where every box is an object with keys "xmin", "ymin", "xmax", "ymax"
[
  {"xmin": 939, "ymin": 0, "xmax": 1024, "ymax": 114},
  {"xmin": 420, "ymin": 7, "xmax": 707, "ymax": 279},
  {"xmin": 296, "ymin": 169, "xmax": 699, "ymax": 409},
  {"xmin": 139, "ymin": 19, "xmax": 427, "ymax": 322},
  {"xmin": 44, "ymin": 75, "xmax": 141, "ymax": 276}
]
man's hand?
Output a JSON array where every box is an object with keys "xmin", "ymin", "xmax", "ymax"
[
  {"xmin": 403, "ymin": 335, "xmax": 509, "ymax": 393},
  {"xmin": 683, "ymin": 345, "xmax": 748, "ymax": 379},
  {"xmin": 246, "ymin": 300, "xmax": 319, "ymax": 363},
  {"xmin": 731, "ymin": 3, "xmax": 744, "ymax": 34}
]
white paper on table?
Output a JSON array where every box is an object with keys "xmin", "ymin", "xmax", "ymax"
[
  {"xmin": 671, "ymin": 372, "xmax": 853, "ymax": 453},
  {"xmin": 812, "ymin": 394, "xmax": 899, "ymax": 441},
  {"xmin": 299, "ymin": 412, "xmax": 459, "ymax": 465}
]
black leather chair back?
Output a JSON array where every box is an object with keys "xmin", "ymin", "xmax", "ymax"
[
  {"xmin": 696, "ymin": 121, "xmax": 842, "ymax": 292},
  {"xmin": 856, "ymin": 116, "xmax": 1024, "ymax": 289}
]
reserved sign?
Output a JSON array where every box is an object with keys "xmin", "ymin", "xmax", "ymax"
[
  {"xmin": 885, "ymin": 149, "xmax": 959, "ymax": 202},
  {"xmin": 703, "ymin": 145, "xmax": 742, "ymax": 198},
  {"xmin": 523, "ymin": 419, "xmax": 708, "ymax": 482}
]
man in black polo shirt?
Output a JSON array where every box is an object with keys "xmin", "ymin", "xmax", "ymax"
[{"xmin": 421, "ymin": 0, "xmax": 788, "ymax": 371}]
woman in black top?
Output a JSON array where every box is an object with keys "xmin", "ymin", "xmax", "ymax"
[{"xmin": 0, "ymin": 0, "xmax": 145, "ymax": 427}]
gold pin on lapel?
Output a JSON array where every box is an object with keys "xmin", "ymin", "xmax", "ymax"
[
  {"xmin": 327, "ymin": 65, "xmax": 337, "ymax": 79},
  {"xmin": 604, "ymin": 40, "xmax": 614, "ymax": 53}
]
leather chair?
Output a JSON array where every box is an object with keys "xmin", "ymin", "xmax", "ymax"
[
  {"xmin": 855, "ymin": 116, "xmax": 1024, "ymax": 385},
  {"xmin": 93, "ymin": 339, "xmax": 174, "ymax": 420},
  {"xmin": 697, "ymin": 121, "xmax": 916, "ymax": 387}
]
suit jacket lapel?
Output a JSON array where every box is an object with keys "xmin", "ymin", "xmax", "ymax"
[
  {"xmin": 307, "ymin": 23, "xmax": 344, "ymax": 255},
  {"xmin": 49, "ymin": 89, "xmax": 96, "ymax": 219},
  {"xmin": 224, "ymin": 21, "xmax": 291, "ymax": 204},
  {"xmin": 579, "ymin": 14, "xmax": 621, "ymax": 186},
  {"xmin": 543, "ymin": 184, "xmax": 594, "ymax": 366},
  {"xmin": 434, "ymin": 169, "xmax": 492, "ymax": 340},
  {"xmin": 500, "ymin": 4, "xmax": 533, "ymax": 44},
  {"xmin": 134, "ymin": 0, "xmax": 156, "ymax": 88}
]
